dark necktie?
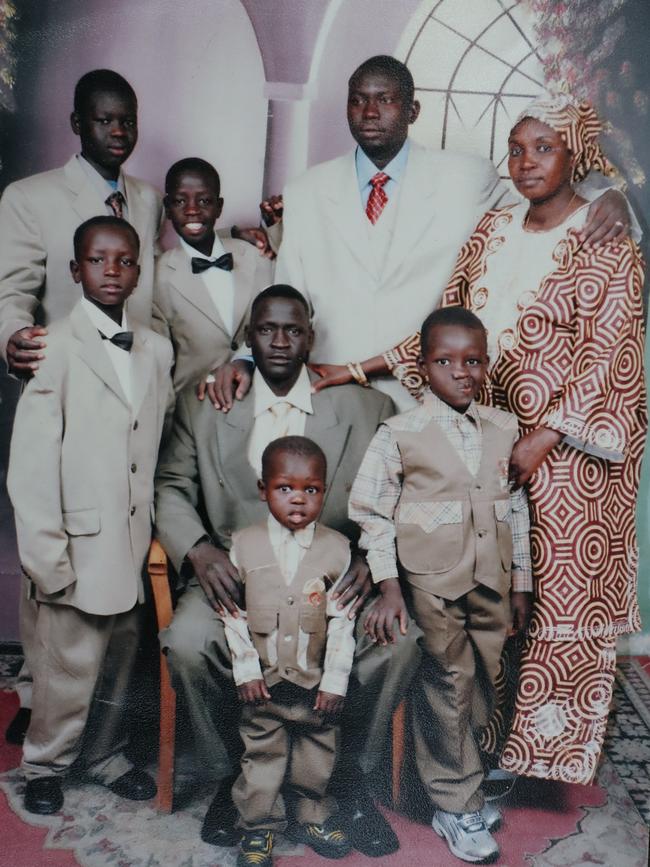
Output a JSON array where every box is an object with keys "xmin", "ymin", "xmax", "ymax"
[
  {"xmin": 366, "ymin": 172, "xmax": 390, "ymax": 224},
  {"xmin": 191, "ymin": 252, "xmax": 234, "ymax": 274},
  {"xmin": 105, "ymin": 190, "xmax": 125, "ymax": 219},
  {"xmin": 99, "ymin": 330, "xmax": 134, "ymax": 351}
]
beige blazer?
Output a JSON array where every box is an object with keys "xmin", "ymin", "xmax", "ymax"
[
  {"xmin": 0, "ymin": 155, "xmax": 163, "ymax": 359},
  {"xmin": 276, "ymin": 142, "xmax": 510, "ymax": 408},
  {"xmin": 152, "ymin": 237, "xmax": 273, "ymax": 392},
  {"xmin": 7, "ymin": 300, "xmax": 174, "ymax": 616},
  {"xmin": 154, "ymin": 371, "xmax": 395, "ymax": 574}
]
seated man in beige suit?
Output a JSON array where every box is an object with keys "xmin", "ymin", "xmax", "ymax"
[
  {"xmin": 153, "ymin": 158, "xmax": 273, "ymax": 393},
  {"xmin": 7, "ymin": 216, "xmax": 174, "ymax": 815},
  {"xmin": 155, "ymin": 285, "xmax": 403, "ymax": 857}
]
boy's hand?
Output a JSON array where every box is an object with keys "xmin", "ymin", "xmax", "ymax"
[
  {"xmin": 581, "ymin": 189, "xmax": 629, "ymax": 247},
  {"xmin": 260, "ymin": 194, "xmax": 284, "ymax": 227},
  {"xmin": 509, "ymin": 591, "xmax": 533, "ymax": 637},
  {"xmin": 187, "ymin": 541, "xmax": 243, "ymax": 614},
  {"xmin": 6, "ymin": 326, "xmax": 48, "ymax": 377},
  {"xmin": 231, "ymin": 225, "xmax": 276, "ymax": 259},
  {"xmin": 509, "ymin": 427, "xmax": 562, "ymax": 487},
  {"xmin": 364, "ymin": 577, "xmax": 408, "ymax": 646},
  {"xmin": 238, "ymin": 679, "xmax": 271, "ymax": 705},
  {"xmin": 332, "ymin": 552, "xmax": 372, "ymax": 617},
  {"xmin": 197, "ymin": 360, "xmax": 254, "ymax": 411},
  {"xmin": 309, "ymin": 363, "xmax": 354, "ymax": 393},
  {"xmin": 314, "ymin": 690, "xmax": 344, "ymax": 718}
]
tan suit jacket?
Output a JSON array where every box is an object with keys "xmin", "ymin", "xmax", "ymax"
[
  {"xmin": 154, "ymin": 371, "xmax": 395, "ymax": 573},
  {"xmin": 7, "ymin": 300, "xmax": 174, "ymax": 615},
  {"xmin": 0, "ymin": 155, "xmax": 163, "ymax": 359},
  {"xmin": 152, "ymin": 238, "xmax": 273, "ymax": 392}
]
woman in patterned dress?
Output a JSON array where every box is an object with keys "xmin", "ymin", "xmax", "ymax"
[{"xmin": 313, "ymin": 94, "xmax": 647, "ymax": 785}]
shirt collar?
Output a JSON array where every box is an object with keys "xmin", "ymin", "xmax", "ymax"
[
  {"xmin": 180, "ymin": 232, "xmax": 225, "ymax": 262},
  {"xmin": 267, "ymin": 513, "xmax": 316, "ymax": 550},
  {"xmin": 81, "ymin": 297, "xmax": 128, "ymax": 338},
  {"xmin": 355, "ymin": 139, "xmax": 410, "ymax": 192},
  {"xmin": 423, "ymin": 389, "xmax": 480, "ymax": 426},
  {"xmin": 76, "ymin": 154, "xmax": 127, "ymax": 202},
  {"xmin": 252, "ymin": 365, "xmax": 314, "ymax": 418}
]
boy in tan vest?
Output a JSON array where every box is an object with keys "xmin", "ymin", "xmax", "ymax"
[
  {"xmin": 223, "ymin": 436, "xmax": 360, "ymax": 867},
  {"xmin": 349, "ymin": 307, "xmax": 532, "ymax": 864}
]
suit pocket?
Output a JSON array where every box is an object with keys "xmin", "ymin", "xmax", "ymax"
[
  {"xmin": 62, "ymin": 508, "xmax": 100, "ymax": 536},
  {"xmin": 247, "ymin": 608, "xmax": 278, "ymax": 634},
  {"xmin": 299, "ymin": 608, "xmax": 326, "ymax": 634},
  {"xmin": 396, "ymin": 501, "xmax": 463, "ymax": 574}
]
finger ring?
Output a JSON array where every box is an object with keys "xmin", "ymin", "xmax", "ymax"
[
  {"xmin": 614, "ymin": 220, "xmax": 625, "ymax": 228},
  {"xmin": 205, "ymin": 374, "xmax": 216, "ymax": 384}
]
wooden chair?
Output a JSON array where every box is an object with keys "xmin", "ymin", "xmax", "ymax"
[
  {"xmin": 147, "ymin": 537, "xmax": 407, "ymax": 815},
  {"xmin": 147, "ymin": 539, "xmax": 176, "ymax": 813}
]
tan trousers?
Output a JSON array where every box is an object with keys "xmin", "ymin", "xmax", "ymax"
[
  {"xmin": 21, "ymin": 587, "xmax": 140, "ymax": 783},
  {"xmin": 232, "ymin": 683, "xmax": 338, "ymax": 832},
  {"xmin": 410, "ymin": 584, "xmax": 510, "ymax": 814}
]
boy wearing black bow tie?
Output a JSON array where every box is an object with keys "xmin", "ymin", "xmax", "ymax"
[
  {"xmin": 153, "ymin": 158, "xmax": 272, "ymax": 392},
  {"xmin": 7, "ymin": 216, "xmax": 174, "ymax": 815}
]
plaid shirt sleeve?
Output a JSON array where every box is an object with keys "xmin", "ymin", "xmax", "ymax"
[
  {"xmin": 509, "ymin": 485, "xmax": 533, "ymax": 593},
  {"xmin": 348, "ymin": 425, "xmax": 403, "ymax": 583},
  {"xmin": 320, "ymin": 555, "xmax": 356, "ymax": 696}
]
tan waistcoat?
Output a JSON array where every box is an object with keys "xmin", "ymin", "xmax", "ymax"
[
  {"xmin": 232, "ymin": 522, "xmax": 350, "ymax": 689},
  {"xmin": 387, "ymin": 408, "xmax": 518, "ymax": 600}
]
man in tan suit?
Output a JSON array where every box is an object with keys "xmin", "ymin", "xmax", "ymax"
[
  {"xmin": 155, "ymin": 285, "xmax": 402, "ymax": 856},
  {"xmin": 0, "ymin": 68, "xmax": 162, "ymax": 377},
  {"xmin": 153, "ymin": 158, "xmax": 273, "ymax": 392},
  {"xmin": 7, "ymin": 216, "xmax": 173, "ymax": 815}
]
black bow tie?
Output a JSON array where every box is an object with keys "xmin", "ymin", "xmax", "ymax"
[
  {"xmin": 99, "ymin": 330, "xmax": 134, "ymax": 351},
  {"xmin": 191, "ymin": 252, "xmax": 234, "ymax": 274}
]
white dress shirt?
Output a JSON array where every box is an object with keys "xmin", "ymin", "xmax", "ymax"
[
  {"xmin": 180, "ymin": 233, "xmax": 235, "ymax": 335},
  {"xmin": 81, "ymin": 297, "xmax": 132, "ymax": 406},
  {"xmin": 247, "ymin": 365, "xmax": 314, "ymax": 477}
]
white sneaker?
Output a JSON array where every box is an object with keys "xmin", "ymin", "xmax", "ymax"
[
  {"xmin": 480, "ymin": 802, "xmax": 502, "ymax": 832},
  {"xmin": 432, "ymin": 809, "xmax": 500, "ymax": 863}
]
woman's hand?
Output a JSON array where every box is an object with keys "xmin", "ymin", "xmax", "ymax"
[
  {"xmin": 309, "ymin": 363, "xmax": 354, "ymax": 392},
  {"xmin": 509, "ymin": 427, "xmax": 563, "ymax": 487}
]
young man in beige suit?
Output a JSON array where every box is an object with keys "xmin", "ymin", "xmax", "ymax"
[
  {"xmin": 349, "ymin": 307, "xmax": 532, "ymax": 863},
  {"xmin": 0, "ymin": 69, "xmax": 163, "ymax": 377},
  {"xmin": 7, "ymin": 216, "xmax": 173, "ymax": 815},
  {"xmin": 153, "ymin": 158, "xmax": 273, "ymax": 392}
]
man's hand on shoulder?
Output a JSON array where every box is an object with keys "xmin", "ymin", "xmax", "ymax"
[
  {"xmin": 260, "ymin": 194, "xmax": 284, "ymax": 227},
  {"xmin": 186, "ymin": 540, "xmax": 243, "ymax": 614},
  {"xmin": 196, "ymin": 359, "xmax": 254, "ymax": 411},
  {"xmin": 582, "ymin": 189, "xmax": 630, "ymax": 247},
  {"xmin": 6, "ymin": 326, "xmax": 48, "ymax": 377},
  {"xmin": 332, "ymin": 552, "xmax": 372, "ymax": 617},
  {"xmin": 231, "ymin": 225, "xmax": 275, "ymax": 260}
]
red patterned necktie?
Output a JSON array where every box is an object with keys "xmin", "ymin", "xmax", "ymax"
[
  {"xmin": 106, "ymin": 190, "xmax": 125, "ymax": 219},
  {"xmin": 366, "ymin": 172, "xmax": 390, "ymax": 224}
]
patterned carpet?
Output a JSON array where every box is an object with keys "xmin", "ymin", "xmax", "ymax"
[{"xmin": 1, "ymin": 649, "xmax": 649, "ymax": 867}]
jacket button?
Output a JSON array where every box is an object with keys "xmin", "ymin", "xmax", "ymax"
[
  {"xmin": 133, "ymin": 420, "xmax": 139, "ymax": 430},
  {"xmin": 475, "ymin": 484, "xmax": 481, "ymax": 490},
  {"xmin": 284, "ymin": 634, "xmax": 292, "ymax": 643},
  {"xmin": 477, "ymin": 529, "xmax": 487, "ymax": 538},
  {"xmin": 230, "ymin": 340, "xmax": 238, "ymax": 351},
  {"xmin": 287, "ymin": 596, "xmax": 294, "ymax": 605},
  {"xmin": 218, "ymin": 478, "xmax": 224, "ymax": 487},
  {"xmin": 130, "ymin": 506, "xmax": 136, "ymax": 516},
  {"xmin": 131, "ymin": 463, "xmax": 137, "ymax": 473}
]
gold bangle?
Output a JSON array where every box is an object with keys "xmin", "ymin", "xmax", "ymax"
[{"xmin": 346, "ymin": 361, "xmax": 370, "ymax": 387}]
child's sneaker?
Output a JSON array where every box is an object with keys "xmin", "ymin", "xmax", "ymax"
[
  {"xmin": 237, "ymin": 830, "xmax": 274, "ymax": 866},
  {"xmin": 480, "ymin": 802, "xmax": 502, "ymax": 831},
  {"xmin": 290, "ymin": 816, "xmax": 352, "ymax": 858},
  {"xmin": 432, "ymin": 809, "xmax": 499, "ymax": 863}
]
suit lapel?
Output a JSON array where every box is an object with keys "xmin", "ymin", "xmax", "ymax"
[
  {"xmin": 382, "ymin": 143, "xmax": 440, "ymax": 284},
  {"xmin": 321, "ymin": 153, "xmax": 376, "ymax": 277},
  {"xmin": 166, "ymin": 247, "xmax": 230, "ymax": 333},
  {"xmin": 129, "ymin": 330, "xmax": 155, "ymax": 419},
  {"xmin": 63, "ymin": 156, "xmax": 108, "ymax": 223},
  {"xmin": 223, "ymin": 238, "xmax": 257, "ymax": 339},
  {"xmin": 305, "ymin": 377, "xmax": 350, "ymax": 511},
  {"xmin": 217, "ymin": 394, "xmax": 260, "ymax": 516},
  {"xmin": 69, "ymin": 303, "xmax": 130, "ymax": 409}
]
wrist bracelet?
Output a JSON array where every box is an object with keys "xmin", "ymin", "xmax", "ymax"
[{"xmin": 346, "ymin": 361, "xmax": 370, "ymax": 387}]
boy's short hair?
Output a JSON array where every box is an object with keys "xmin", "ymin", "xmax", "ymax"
[
  {"xmin": 420, "ymin": 306, "xmax": 486, "ymax": 355},
  {"xmin": 349, "ymin": 55, "xmax": 415, "ymax": 103},
  {"xmin": 73, "ymin": 216, "xmax": 140, "ymax": 260},
  {"xmin": 165, "ymin": 157, "xmax": 221, "ymax": 196},
  {"xmin": 261, "ymin": 436, "xmax": 327, "ymax": 483},
  {"xmin": 74, "ymin": 69, "xmax": 137, "ymax": 114},
  {"xmin": 250, "ymin": 284, "xmax": 312, "ymax": 322}
]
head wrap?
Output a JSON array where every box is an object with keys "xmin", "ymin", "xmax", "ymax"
[{"xmin": 514, "ymin": 93, "xmax": 618, "ymax": 184}]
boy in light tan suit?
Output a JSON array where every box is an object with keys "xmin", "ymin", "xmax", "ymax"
[
  {"xmin": 223, "ymin": 436, "xmax": 357, "ymax": 867},
  {"xmin": 7, "ymin": 216, "xmax": 173, "ymax": 815},
  {"xmin": 152, "ymin": 158, "xmax": 272, "ymax": 392},
  {"xmin": 349, "ymin": 307, "xmax": 532, "ymax": 864}
]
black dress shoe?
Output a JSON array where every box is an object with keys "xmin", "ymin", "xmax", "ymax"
[
  {"xmin": 109, "ymin": 769, "xmax": 157, "ymax": 801},
  {"xmin": 24, "ymin": 776, "xmax": 63, "ymax": 815},
  {"xmin": 344, "ymin": 796, "xmax": 399, "ymax": 857},
  {"xmin": 6, "ymin": 707, "xmax": 31, "ymax": 746},
  {"xmin": 201, "ymin": 777, "xmax": 239, "ymax": 847}
]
